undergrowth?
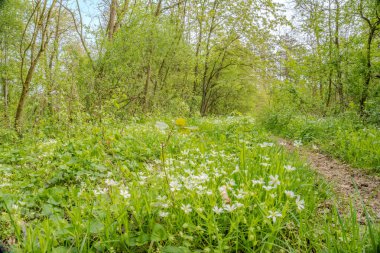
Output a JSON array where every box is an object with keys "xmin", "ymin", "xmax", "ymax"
[
  {"xmin": 0, "ymin": 117, "xmax": 379, "ymax": 252},
  {"xmin": 258, "ymin": 109, "xmax": 380, "ymax": 173}
]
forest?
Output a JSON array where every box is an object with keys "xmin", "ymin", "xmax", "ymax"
[{"xmin": 1, "ymin": 0, "xmax": 380, "ymax": 252}]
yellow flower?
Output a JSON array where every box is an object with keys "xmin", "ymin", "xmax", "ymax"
[{"xmin": 175, "ymin": 118, "xmax": 186, "ymax": 127}]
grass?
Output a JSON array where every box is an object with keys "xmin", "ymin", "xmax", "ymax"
[
  {"xmin": 0, "ymin": 117, "xmax": 379, "ymax": 252},
  {"xmin": 258, "ymin": 109, "xmax": 380, "ymax": 173}
]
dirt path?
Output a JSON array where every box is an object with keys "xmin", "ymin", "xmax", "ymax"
[{"xmin": 277, "ymin": 138, "xmax": 380, "ymax": 223}]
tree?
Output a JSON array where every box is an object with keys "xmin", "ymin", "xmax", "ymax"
[
  {"xmin": 0, "ymin": 0, "xmax": 23, "ymax": 127},
  {"xmin": 15, "ymin": 0, "xmax": 58, "ymax": 132},
  {"xmin": 358, "ymin": 0, "xmax": 380, "ymax": 115}
]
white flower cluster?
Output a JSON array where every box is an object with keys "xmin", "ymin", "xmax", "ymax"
[{"xmin": 89, "ymin": 145, "xmax": 305, "ymax": 226}]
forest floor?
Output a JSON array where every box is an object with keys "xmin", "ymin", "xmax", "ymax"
[{"xmin": 276, "ymin": 137, "xmax": 380, "ymax": 223}]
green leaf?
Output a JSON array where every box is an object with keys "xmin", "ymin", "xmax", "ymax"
[
  {"xmin": 89, "ymin": 221, "xmax": 104, "ymax": 234},
  {"xmin": 162, "ymin": 246, "xmax": 191, "ymax": 253},
  {"xmin": 151, "ymin": 223, "xmax": 168, "ymax": 242},
  {"xmin": 51, "ymin": 246, "xmax": 72, "ymax": 253},
  {"xmin": 125, "ymin": 232, "xmax": 150, "ymax": 246}
]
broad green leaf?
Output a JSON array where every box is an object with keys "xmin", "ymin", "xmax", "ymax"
[
  {"xmin": 151, "ymin": 223, "xmax": 168, "ymax": 242},
  {"xmin": 89, "ymin": 221, "xmax": 104, "ymax": 234}
]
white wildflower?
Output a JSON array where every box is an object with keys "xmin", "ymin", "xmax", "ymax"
[
  {"xmin": 181, "ymin": 204, "xmax": 192, "ymax": 214},
  {"xmin": 120, "ymin": 188, "xmax": 131, "ymax": 199},
  {"xmin": 252, "ymin": 178, "xmax": 264, "ymax": 186},
  {"xmin": 228, "ymin": 179, "xmax": 236, "ymax": 186},
  {"xmin": 293, "ymin": 140, "xmax": 302, "ymax": 148},
  {"xmin": 105, "ymin": 179, "xmax": 118, "ymax": 186},
  {"xmin": 157, "ymin": 195, "xmax": 168, "ymax": 201},
  {"xmin": 161, "ymin": 203, "xmax": 169, "ymax": 209},
  {"xmin": 284, "ymin": 165, "xmax": 296, "ymax": 172},
  {"xmin": 269, "ymin": 175, "xmax": 281, "ymax": 188},
  {"xmin": 155, "ymin": 121, "xmax": 169, "ymax": 131},
  {"xmin": 235, "ymin": 189, "xmax": 246, "ymax": 199},
  {"xmin": 223, "ymin": 204, "xmax": 237, "ymax": 213},
  {"xmin": 260, "ymin": 155, "xmax": 270, "ymax": 161},
  {"xmin": 234, "ymin": 202, "xmax": 244, "ymax": 208},
  {"xmin": 259, "ymin": 142, "xmax": 274, "ymax": 148},
  {"xmin": 159, "ymin": 211, "xmax": 169, "ymax": 218},
  {"xmin": 94, "ymin": 187, "xmax": 108, "ymax": 195},
  {"xmin": 263, "ymin": 185, "xmax": 274, "ymax": 191},
  {"xmin": 285, "ymin": 190, "xmax": 295, "ymax": 198},
  {"xmin": 169, "ymin": 180, "xmax": 182, "ymax": 192},
  {"xmin": 267, "ymin": 210, "xmax": 282, "ymax": 223},
  {"xmin": 213, "ymin": 206, "xmax": 224, "ymax": 214},
  {"xmin": 296, "ymin": 196, "xmax": 305, "ymax": 211}
]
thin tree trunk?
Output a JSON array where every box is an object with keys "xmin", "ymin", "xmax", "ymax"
[
  {"xmin": 334, "ymin": 0, "xmax": 344, "ymax": 111},
  {"xmin": 193, "ymin": 21, "xmax": 203, "ymax": 94},
  {"xmin": 47, "ymin": 0, "xmax": 62, "ymax": 116},
  {"xmin": 143, "ymin": 62, "xmax": 151, "ymax": 111},
  {"xmin": 107, "ymin": 0, "xmax": 118, "ymax": 40},
  {"xmin": 359, "ymin": 28, "xmax": 375, "ymax": 115},
  {"xmin": 358, "ymin": 0, "xmax": 380, "ymax": 116},
  {"xmin": 326, "ymin": 0, "xmax": 333, "ymax": 108},
  {"xmin": 142, "ymin": 0, "xmax": 162, "ymax": 111},
  {"xmin": 15, "ymin": 59, "xmax": 40, "ymax": 131},
  {"xmin": 2, "ymin": 44, "xmax": 9, "ymax": 126},
  {"xmin": 200, "ymin": 1, "xmax": 218, "ymax": 116},
  {"xmin": 2, "ymin": 77, "xmax": 8, "ymax": 125}
]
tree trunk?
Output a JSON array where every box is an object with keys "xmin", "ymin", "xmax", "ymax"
[
  {"xmin": 46, "ymin": 0, "xmax": 63, "ymax": 116},
  {"xmin": 2, "ymin": 44, "xmax": 9, "ymax": 126},
  {"xmin": 14, "ymin": 60, "xmax": 39, "ymax": 131},
  {"xmin": 143, "ymin": 62, "xmax": 151, "ymax": 111},
  {"xmin": 2, "ymin": 77, "xmax": 8, "ymax": 125},
  {"xmin": 107, "ymin": 0, "xmax": 118, "ymax": 40},
  {"xmin": 142, "ymin": 1, "xmax": 162, "ymax": 111},
  {"xmin": 200, "ymin": 1, "xmax": 218, "ymax": 116},
  {"xmin": 334, "ymin": 0, "xmax": 344, "ymax": 111},
  {"xmin": 359, "ymin": 28, "xmax": 375, "ymax": 115},
  {"xmin": 326, "ymin": 0, "xmax": 333, "ymax": 109}
]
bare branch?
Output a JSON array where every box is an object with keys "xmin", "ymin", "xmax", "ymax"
[{"xmin": 61, "ymin": 2, "xmax": 94, "ymax": 68}]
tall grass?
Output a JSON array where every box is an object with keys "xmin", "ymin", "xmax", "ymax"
[{"xmin": 258, "ymin": 109, "xmax": 380, "ymax": 172}]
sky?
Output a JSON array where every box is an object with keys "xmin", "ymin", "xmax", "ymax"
[
  {"xmin": 78, "ymin": 0, "xmax": 296, "ymax": 28},
  {"xmin": 78, "ymin": 0, "xmax": 101, "ymax": 28}
]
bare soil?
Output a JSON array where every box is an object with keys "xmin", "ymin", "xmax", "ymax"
[{"xmin": 277, "ymin": 138, "xmax": 380, "ymax": 223}]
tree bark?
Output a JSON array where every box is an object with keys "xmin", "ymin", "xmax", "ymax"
[
  {"xmin": 1, "ymin": 44, "xmax": 9, "ymax": 126},
  {"xmin": 107, "ymin": 0, "xmax": 118, "ymax": 40},
  {"xmin": 2, "ymin": 77, "xmax": 8, "ymax": 124}
]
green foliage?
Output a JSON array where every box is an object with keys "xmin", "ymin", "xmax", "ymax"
[
  {"xmin": 258, "ymin": 110, "xmax": 380, "ymax": 172},
  {"xmin": 0, "ymin": 117, "xmax": 379, "ymax": 252}
]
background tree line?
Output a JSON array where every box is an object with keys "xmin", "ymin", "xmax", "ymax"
[
  {"xmin": 265, "ymin": 0, "xmax": 380, "ymax": 124},
  {"xmin": 0, "ymin": 0, "xmax": 379, "ymax": 134}
]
